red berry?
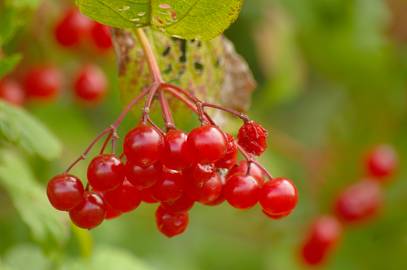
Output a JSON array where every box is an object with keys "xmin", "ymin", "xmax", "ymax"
[
  {"xmin": 262, "ymin": 210, "xmax": 290, "ymax": 220},
  {"xmin": 216, "ymin": 133, "xmax": 237, "ymax": 169},
  {"xmin": 90, "ymin": 22, "xmax": 112, "ymax": 50},
  {"xmin": 259, "ymin": 178, "xmax": 298, "ymax": 216},
  {"xmin": 334, "ymin": 180, "xmax": 382, "ymax": 223},
  {"xmin": 47, "ymin": 174, "xmax": 84, "ymax": 211},
  {"xmin": 161, "ymin": 194, "xmax": 195, "ymax": 213},
  {"xmin": 227, "ymin": 160, "xmax": 267, "ymax": 185},
  {"xmin": 155, "ymin": 205, "xmax": 189, "ymax": 237},
  {"xmin": 97, "ymin": 192, "xmax": 121, "ymax": 220},
  {"xmin": 103, "ymin": 180, "xmax": 141, "ymax": 213},
  {"xmin": 301, "ymin": 216, "xmax": 342, "ymax": 265},
  {"xmin": 184, "ymin": 163, "xmax": 216, "ymax": 186},
  {"xmin": 186, "ymin": 173, "xmax": 223, "ymax": 205},
  {"xmin": 23, "ymin": 66, "xmax": 61, "ymax": 100},
  {"xmin": 74, "ymin": 64, "xmax": 107, "ymax": 103},
  {"xmin": 152, "ymin": 170, "xmax": 185, "ymax": 202},
  {"xmin": 237, "ymin": 121, "xmax": 268, "ymax": 156},
  {"xmin": 124, "ymin": 124, "xmax": 164, "ymax": 167},
  {"xmin": 140, "ymin": 186, "xmax": 159, "ymax": 204},
  {"xmin": 365, "ymin": 145, "xmax": 398, "ymax": 180},
  {"xmin": 186, "ymin": 125, "xmax": 227, "ymax": 164},
  {"xmin": 161, "ymin": 129, "xmax": 189, "ymax": 170},
  {"xmin": 224, "ymin": 174, "xmax": 260, "ymax": 209},
  {"xmin": 87, "ymin": 154, "xmax": 125, "ymax": 191},
  {"xmin": 69, "ymin": 192, "xmax": 106, "ymax": 229},
  {"xmin": 125, "ymin": 161, "xmax": 161, "ymax": 190},
  {"xmin": 54, "ymin": 8, "xmax": 91, "ymax": 47},
  {"xmin": 0, "ymin": 78, "xmax": 25, "ymax": 106}
]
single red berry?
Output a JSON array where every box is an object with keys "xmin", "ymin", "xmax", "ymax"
[
  {"xmin": 216, "ymin": 133, "xmax": 237, "ymax": 169},
  {"xmin": 0, "ymin": 78, "xmax": 25, "ymax": 106},
  {"xmin": 161, "ymin": 129, "xmax": 189, "ymax": 170},
  {"xmin": 184, "ymin": 163, "xmax": 216, "ymax": 186},
  {"xmin": 186, "ymin": 173, "xmax": 223, "ymax": 205},
  {"xmin": 227, "ymin": 160, "xmax": 267, "ymax": 185},
  {"xmin": 161, "ymin": 194, "xmax": 195, "ymax": 213},
  {"xmin": 186, "ymin": 125, "xmax": 227, "ymax": 164},
  {"xmin": 103, "ymin": 180, "xmax": 141, "ymax": 213},
  {"xmin": 237, "ymin": 121, "xmax": 268, "ymax": 156},
  {"xmin": 97, "ymin": 192, "xmax": 121, "ymax": 220},
  {"xmin": 87, "ymin": 154, "xmax": 125, "ymax": 191},
  {"xmin": 334, "ymin": 180, "xmax": 382, "ymax": 223},
  {"xmin": 259, "ymin": 178, "xmax": 298, "ymax": 216},
  {"xmin": 152, "ymin": 170, "xmax": 185, "ymax": 202},
  {"xmin": 54, "ymin": 8, "xmax": 92, "ymax": 47},
  {"xmin": 365, "ymin": 145, "xmax": 398, "ymax": 180},
  {"xmin": 125, "ymin": 161, "xmax": 161, "ymax": 190},
  {"xmin": 47, "ymin": 174, "xmax": 84, "ymax": 211},
  {"xmin": 140, "ymin": 186, "xmax": 159, "ymax": 204},
  {"xmin": 155, "ymin": 205, "xmax": 189, "ymax": 238},
  {"xmin": 69, "ymin": 192, "xmax": 106, "ymax": 229},
  {"xmin": 301, "ymin": 216, "xmax": 342, "ymax": 266},
  {"xmin": 262, "ymin": 210, "xmax": 290, "ymax": 220},
  {"xmin": 74, "ymin": 64, "xmax": 107, "ymax": 103},
  {"xmin": 224, "ymin": 174, "xmax": 261, "ymax": 209},
  {"xmin": 90, "ymin": 22, "xmax": 113, "ymax": 50},
  {"xmin": 23, "ymin": 66, "xmax": 61, "ymax": 100},
  {"xmin": 124, "ymin": 124, "xmax": 164, "ymax": 167}
]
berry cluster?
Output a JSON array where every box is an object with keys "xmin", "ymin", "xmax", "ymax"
[{"xmin": 300, "ymin": 144, "xmax": 398, "ymax": 266}]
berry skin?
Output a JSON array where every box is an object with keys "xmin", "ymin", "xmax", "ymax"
[
  {"xmin": 186, "ymin": 173, "xmax": 223, "ymax": 205},
  {"xmin": 69, "ymin": 192, "xmax": 106, "ymax": 229},
  {"xmin": 47, "ymin": 174, "xmax": 84, "ymax": 211},
  {"xmin": 216, "ymin": 133, "xmax": 238, "ymax": 169},
  {"xmin": 124, "ymin": 124, "xmax": 164, "ymax": 168},
  {"xmin": 301, "ymin": 216, "xmax": 342, "ymax": 266},
  {"xmin": 161, "ymin": 129, "xmax": 189, "ymax": 170},
  {"xmin": 161, "ymin": 194, "xmax": 195, "ymax": 213},
  {"xmin": 87, "ymin": 154, "xmax": 125, "ymax": 191},
  {"xmin": 186, "ymin": 125, "xmax": 227, "ymax": 164},
  {"xmin": 125, "ymin": 162, "xmax": 161, "ymax": 190},
  {"xmin": 0, "ymin": 78, "xmax": 25, "ymax": 106},
  {"xmin": 184, "ymin": 163, "xmax": 216, "ymax": 186},
  {"xmin": 23, "ymin": 66, "xmax": 61, "ymax": 100},
  {"xmin": 97, "ymin": 192, "xmax": 121, "ymax": 220},
  {"xmin": 365, "ymin": 145, "xmax": 398, "ymax": 180},
  {"xmin": 259, "ymin": 178, "xmax": 298, "ymax": 216},
  {"xmin": 90, "ymin": 22, "xmax": 113, "ymax": 50},
  {"xmin": 334, "ymin": 180, "xmax": 382, "ymax": 223},
  {"xmin": 227, "ymin": 160, "xmax": 267, "ymax": 185},
  {"xmin": 54, "ymin": 8, "xmax": 91, "ymax": 47},
  {"xmin": 140, "ymin": 186, "xmax": 159, "ymax": 204},
  {"xmin": 74, "ymin": 64, "xmax": 107, "ymax": 103},
  {"xmin": 237, "ymin": 121, "xmax": 268, "ymax": 156},
  {"xmin": 155, "ymin": 205, "xmax": 189, "ymax": 238},
  {"xmin": 152, "ymin": 170, "xmax": 185, "ymax": 202},
  {"xmin": 103, "ymin": 180, "xmax": 141, "ymax": 213},
  {"xmin": 262, "ymin": 210, "xmax": 290, "ymax": 220},
  {"xmin": 224, "ymin": 174, "xmax": 261, "ymax": 209}
]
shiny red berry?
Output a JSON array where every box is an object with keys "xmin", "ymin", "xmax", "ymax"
[
  {"xmin": 224, "ymin": 174, "xmax": 260, "ymax": 209},
  {"xmin": 184, "ymin": 163, "xmax": 216, "ymax": 186},
  {"xmin": 262, "ymin": 210, "xmax": 290, "ymax": 220},
  {"xmin": 87, "ymin": 154, "xmax": 125, "ymax": 191},
  {"xmin": 334, "ymin": 180, "xmax": 382, "ymax": 223},
  {"xmin": 155, "ymin": 205, "xmax": 189, "ymax": 238},
  {"xmin": 161, "ymin": 194, "xmax": 195, "ymax": 213},
  {"xmin": 237, "ymin": 121, "xmax": 268, "ymax": 156},
  {"xmin": 74, "ymin": 64, "xmax": 107, "ymax": 103},
  {"xmin": 140, "ymin": 186, "xmax": 159, "ymax": 204},
  {"xmin": 152, "ymin": 170, "xmax": 185, "ymax": 202},
  {"xmin": 259, "ymin": 178, "xmax": 298, "ymax": 216},
  {"xmin": 186, "ymin": 125, "xmax": 226, "ymax": 164},
  {"xmin": 301, "ymin": 216, "xmax": 342, "ymax": 265},
  {"xmin": 69, "ymin": 192, "xmax": 106, "ymax": 229},
  {"xmin": 97, "ymin": 192, "xmax": 121, "ymax": 220},
  {"xmin": 90, "ymin": 22, "xmax": 112, "ymax": 50},
  {"xmin": 227, "ymin": 160, "xmax": 267, "ymax": 185},
  {"xmin": 365, "ymin": 145, "xmax": 398, "ymax": 180},
  {"xmin": 0, "ymin": 78, "xmax": 25, "ymax": 106},
  {"xmin": 186, "ymin": 173, "xmax": 223, "ymax": 205},
  {"xmin": 103, "ymin": 180, "xmax": 141, "ymax": 213},
  {"xmin": 54, "ymin": 8, "xmax": 91, "ymax": 47},
  {"xmin": 23, "ymin": 66, "xmax": 61, "ymax": 100},
  {"xmin": 124, "ymin": 124, "xmax": 164, "ymax": 167},
  {"xmin": 216, "ymin": 133, "xmax": 237, "ymax": 169},
  {"xmin": 47, "ymin": 174, "xmax": 84, "ymax": 211},
  {"xmin": 161, "ymin": 129, "xmax": 189, "ymax": 170},
  {"xmin": 125, "ymin": 161, "xmax": 161, "ymax": 190}
]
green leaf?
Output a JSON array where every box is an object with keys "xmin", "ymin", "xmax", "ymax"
[
  {"xmin": 0, "ymin": 150, "xmax": 69, "ymax": 245},
  {"xmin": 0, "ymin": 101, "xmax": 62, "ymax": 160},
  {"xmin": 76, "ymin": 0, "xmax": 243, "ymax": 40},
  {"xmin": 0, "ymin": 54, "xmax": 22, "ymax": 78},
  {"xmin": 4, "ymin": 244, "xmax": 51, "ymax": 270}
]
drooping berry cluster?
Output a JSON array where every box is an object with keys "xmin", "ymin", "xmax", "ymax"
[{"xmin": 300, "ymin": 144, "xmax": 398, "ymax": 266}]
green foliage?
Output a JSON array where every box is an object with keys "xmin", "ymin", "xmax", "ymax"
[
  {"xmin": 76, "ymin": 0, "xmax": 243, "ymax": 40},
  {"xmin": 0, "ymin": 54, "xmax": 22, "ymax": 78},
  {"xmin": 0, "ymin": 101, "xmax": 62, "ymax": 160},
  {"xmin": 3, "ymin": 244, "xmax": 51, "ymax": 270}
]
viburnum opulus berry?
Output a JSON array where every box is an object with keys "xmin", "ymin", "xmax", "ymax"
[
  {"xmin": 152, "ymin": 170, "xmax": 185, "ymax": 202},
  {"xmin": 155, "ymin": 205, "xmax": 189, "ymax": 238},
  {"xmin": 227, "ymin": 160, "xmax": 267, "ymax": 185},
  {"xmin": 161, "ymin": 194, "xmax": 195, "ymax": 213},
  {"xmin": 90, "ymin": 22, "xmax": 113, "ymax": 50},
  {"xmin": 54, "ymin": 8, "xmax": 91, "ymax": 47},
  {"xmin": 215, "ymin": 133, "xmax": 238, "ymax": 169},
  {"xmin": 186, "ymin": 173, "xmax": 223, "ymax": 205},
  {"xmin": 87, "ymin": 154, "xmax": 125, "ymax": 191},
  {"xmin": 23, "ymin": 66, "xmax": 61, "ymax": 100},
  {"xmin": 74, "ymin": 64, "xmax": 107, "ymax": 103},
  {"xmin": 0, "ymin": 78, "xmax": 25, "ymax": 106},
  {"xmin": 125, "ymin": 162, "xmax": 161, "ymax": 190},
  {"xmin": 365, "ymin": 144, "xmax": 398, "ymax": 180},
  {"xmin": 47, "ymin": 174, "xmax": 84, "ymax": 211},
  {"xmin": 69, "ymin": 192, "xmax": 106, "ymax": 229},
  {"xmin": 184, "ymin": 163, "xmax": 216, "ymax": 186},
  {"xmin": 103, "ymin": 180, "xmax": 141, "ymax": 213},
  {"xmin": 161, "ymin": 129, "xmax": 189, "ymax": 170},
  {"xmin": 224, "ymin": 174, "xmax": 261, "ymax": 209},
  {"xmin": 238, "ymin": 121, "xmax": 268, "ymax": 156}
]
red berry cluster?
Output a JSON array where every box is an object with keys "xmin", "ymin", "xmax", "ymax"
[{"xmin": 300, "ymin": 144, "xmax": 398, "ymax": 266}]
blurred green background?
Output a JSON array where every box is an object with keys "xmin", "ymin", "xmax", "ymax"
[{"xmin": 0, "ymin": 0, "xmax": 407, "ymax": 269}]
